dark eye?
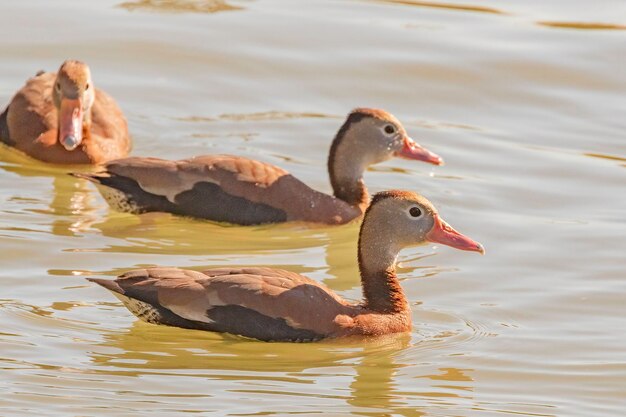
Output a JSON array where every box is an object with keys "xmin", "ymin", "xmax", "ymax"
[
  {"xmin": 85, "ymin": 83, "xmax": 90, "ymax": 90},
  {"xmin": 384, "ymin": 124, "xmax": 396, "ymax": 135},
  {"xmin": 409, "ymin": 206, "xmax": 422, "ymax": 218},
  {"xmin": 55, "ymin": 82, "xmax": 61, "ymax": 91}
]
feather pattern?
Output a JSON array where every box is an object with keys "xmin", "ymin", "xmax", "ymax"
[{"xmin": 76, "ymin": 155, "xmax": 359, "ymax": 224}]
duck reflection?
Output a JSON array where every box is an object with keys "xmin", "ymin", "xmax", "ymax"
[
  {"xmin": 0, "ymin": 148, "xmax": 101, "ymax": 236},
  {"xmin": 88, "ymin": 320, "xmax": 406, "ymax": 373},
  {"xmin": 87, "ymin": 322, "xmax": 474, "ymax": 414},
  {"xmin": 349, "ymin": 354, "xmax": 474, "ymax": 416},
  {"xmin": 348, "ymin": 334, "xmax": 420, "ymax": 416},
  {"xmin": 118, "ymin": 0, "xmax": 244, "ymax": 14}
]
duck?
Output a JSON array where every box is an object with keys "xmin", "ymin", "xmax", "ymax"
[
  {"xmin": 88, "ymin": 190, "xmax": 484, "ymax": 342},
  {"xmin": 72, "ymin": 108, "xmax": 443, "ymax": 225},
  {"xmin": 0, "ymin": 60, "xmax": 131, "ymax": 164}
]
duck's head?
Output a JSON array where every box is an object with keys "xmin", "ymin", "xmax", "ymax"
[
  {"xmin": 52, "ymin": 60, "xmax": 95, "ymax": 151},
  {"xmin": 331, "ymin": 108, "xmax": 444, "ymax": 169},
  {"xmin": 361, "ymin": 190, "xmax": 484, "ymax": 255}
]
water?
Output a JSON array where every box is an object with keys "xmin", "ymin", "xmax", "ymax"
[{"xmin": 0, "ymin": 1, "xmax": 625, "ymax": 416}]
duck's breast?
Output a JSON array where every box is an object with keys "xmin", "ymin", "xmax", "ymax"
[{"xmin": 85, "ymin": 87, "xmax": 131, "ymax": 163}]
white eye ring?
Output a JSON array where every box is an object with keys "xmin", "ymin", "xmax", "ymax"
[
  {"xmin": 407, "ymin": 206, "xmax": 423, "ymax": 219},
  {"xmin": 382, "ymin": 124, "xmax": 396, "ymax": 136}
]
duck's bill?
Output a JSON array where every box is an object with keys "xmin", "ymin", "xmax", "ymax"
[
  {"xmin": 395, "ymin": 136, "xmax": 444, "ymax": 166},
  {"xmin": 59, "ymin": 98, "xmax": 83, "ymax": 151},
  {"xmin": 426, "ymin": 214, "xmax": 485, "ymax": 254}
]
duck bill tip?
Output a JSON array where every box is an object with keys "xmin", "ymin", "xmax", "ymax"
[
  {"xmin": 395, "ymin": 136, "xmax": 443, "ymax": 166},
  {"xmin": 59, "ymin": 97, "xmax": 83, "ymax": 151},
  {"xmin": 426, "ymin": 215, "xmax": 484, "ymax": 255}
]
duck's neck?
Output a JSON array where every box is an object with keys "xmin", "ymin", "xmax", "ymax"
[
  {"xmin": 357, "ymin": 218, "xmax": 408, "ymax": 313},
  {"xmin": 328, "ymin": 133, "xmax": 370, "ymax": 212}
]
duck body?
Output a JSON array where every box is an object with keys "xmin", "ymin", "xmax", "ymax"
[
  {"xmin": 0, "ymin": 61, "xmax": 131, "ymax": 164},
  {"xmin": 76, "ymin": 155, "xmax": 361, "ymax": 225},
  {"xmin": 89, "ymin": 190, "xmax": 484, "ymax": 342},
  {"xmin": 75, "ymin": 108, "xmax": 443, "ymax": 225},
  {"xmin": 89, "ymin": 266, "xmax": 410, "ymax": 342}
]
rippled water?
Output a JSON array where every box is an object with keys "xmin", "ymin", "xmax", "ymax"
[{"xmin": 1, "ymin": 1, "xmax": 625, "ymax": 416}]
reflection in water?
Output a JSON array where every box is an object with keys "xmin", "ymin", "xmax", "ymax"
[
  {"xmin": 0, "ymin": 148, "xmax": 101, "ymax": 237},
  {"xmin": 583, "ymin": 152, "xmax": 626, "ymax": 164},
  {"xmin": 48, "ymin": 177, "xmax": 101, "ymax": 237},
  {"xmin": 538, "ymin": 21, "xmax": 626, "ymax": 30},
  {"xmin": 90, "ymin": 321, "xmax": 473, "ymax": 417},
  {"xmin": 84, "ymin": 213, "xmax": 335, "ymax": 255},
  {"xmin": 0, "ymin": 144, "xmax": 62, "ymax": 177},
  {"xmin": 88, "ymin": 322, "xmax": 474, "ymax": 415},
  {"xmin": 118, "ymin": 0, "xmax": 243, "ymax": 14},
  {"xmin": 348, "ymin": 338, "xmax": 420, "ymax": 417},
  {"xmin": 176, "ymin": 111, "xmax": 337, "ymax": 123},
  {"xmin": 323, "ymin": 223, "xmax": 361, "ymax": 291},
  {"xmin": 375, "ymin": 0, "xmax": 503, "ymax": 15},
  {"xmin": 89, "ymin": 320, "xmax": 386, "ymax": 373}
]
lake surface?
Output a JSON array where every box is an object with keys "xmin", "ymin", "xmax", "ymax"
[{"xmin": 0, "ymin": 1, "xmax": 625, "ymax": 416}]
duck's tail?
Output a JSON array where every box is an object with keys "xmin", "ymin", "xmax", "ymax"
[
  {"xmin": 86, "ymin": 277, "xmax": 124, "ymax": 294},
  {"xmin": 69, "ymin": 172, "xmax": 108, "ymax": 184},
  {"xmin": 87, "ymin": 277, "xmax": 166, "ymax": 324}
]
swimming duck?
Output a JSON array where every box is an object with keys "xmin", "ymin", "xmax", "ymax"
[
  {"xmin": 88, "ymin": 190, "xmax": 484, "ymax": 342},
  {"xmin": 0, "ymin": 60, "xmax": 131, "ymax": 164},
  {"xmin": 73, "ymin": 108, "xmax": 442, "ymax": 224}
]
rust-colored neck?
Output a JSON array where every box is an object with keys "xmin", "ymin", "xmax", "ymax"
[
  {"xmin": 331, "ymin": 175, "xmax": 369, "ymax": 213},
  {"xmin": 359, "ymin": 266, "xmax": 408, "ymax": 313},
  {"xmin": 357, "ymin": 215, "xmax": 409, "ymax": 313}
]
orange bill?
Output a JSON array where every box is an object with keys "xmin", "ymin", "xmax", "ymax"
[
  {"xmin": 58, "ymin": 98, "xmax": 83, "ymax": 151},
  {"xmin": 426, "ymin": 214, "xmax": 484, "ymax": 254},
  {"xmin": 395, "ymin": 136, "xmax": 444, "ymax": 165}
]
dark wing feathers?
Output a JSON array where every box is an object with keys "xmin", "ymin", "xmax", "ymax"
[
  {"xmin": 89, "ymin": 267, "xmax": 355, "ymax": 341},
  {"xmin": 0, "ymin": 106, "xmax": 12, "ymax": 145},
  {"xmin": 74, "ymin": 155, "xmax": 360, "ymax": 225}
]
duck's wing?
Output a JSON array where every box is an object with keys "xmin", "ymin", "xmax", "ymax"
[
  {"xmin": 0, "ymin": 105, "xmax": 10, "ymax": 146},
  {"xmin": 2, "ymin": 72, "xmax": 56, "ymax": 151},
  {"xmin": 73, "ymin": 155, "xmax": 358, "ymax": 225},
  {"xmin": 89, "ymin": 267, "xmax": 355, "ymax": 341}
]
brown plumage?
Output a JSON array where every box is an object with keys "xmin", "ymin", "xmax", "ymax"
[
  {"xmin": 88, "ymin": 190, "xmax": 484, "ymax": 342},
  {"xmin": 0, "ymin": 60, "xmax": 131, "ymax": 164},
  {"xmin": 73, "ymin": 108, "xmax": 443, "ymax": 225}
]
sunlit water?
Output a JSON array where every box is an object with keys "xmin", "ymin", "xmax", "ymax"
[{"xmin": 0, "ymin": 1, "xmax": 625, "ymax": 416}]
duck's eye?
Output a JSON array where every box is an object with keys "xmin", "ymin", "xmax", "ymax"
[
  {"xmin": 55, "ymin": 82, "xmax": 61, "ymax": 91},
  {"xmin": 384, "ymin": 124, "xmax": 396, "ymax": 135},
  {"xmin": 85, "ymin": 83, "xmax": 90, "ymax": 90},
  {"xmin": 409, "ymin": 206, "xmax": 422, "ymax": 218}
]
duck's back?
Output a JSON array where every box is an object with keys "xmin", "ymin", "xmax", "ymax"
[
  {"xmin": 80, "ymin": 155, "xmax": 360, "ymax": 225},
  {"xmin": 89, "ymin": 266, "xmax": 356, "ymax": 341},
  {"xmin": 1, "ymin": 72, "xmax": 56, "ymax": 150}
]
